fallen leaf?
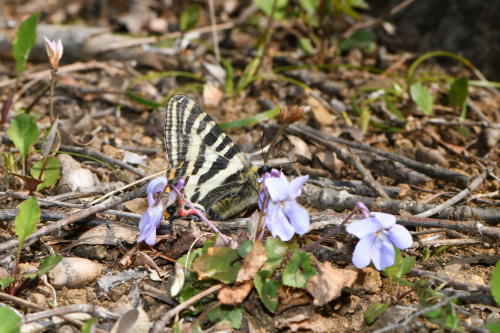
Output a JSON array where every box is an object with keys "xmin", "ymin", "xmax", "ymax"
[
  {"xmin": 236, "ymin": 240, "xmax": 267, "ymax": 283},
  {"xmin": 306, "ymin": 261, "xmax": 357, "ymax": 306},
  {"xmin": 218, "ymin": 281, "xmax": 254, "ymax": 306},
  {"xmin": 275, "ymin": 313, "xmax": 329, "ymax": 333},
  {"xmin": 203, "ymin": 81, "xmax": 224, "ymax": 107},
  {"xmin": 307, "ymin": 96, "xmax": 333, "ymax": 126}
]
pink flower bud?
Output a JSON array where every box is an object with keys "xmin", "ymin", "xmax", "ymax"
[{"xmin": 43, "ymin": 36, "xmax": 63, "ymax": 71}]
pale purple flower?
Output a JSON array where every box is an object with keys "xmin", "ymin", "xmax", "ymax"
[
  {"xmin": 346, "ymin": 212, "xmax": 413, "ymax": 270},
  {"xmin": 260, "ymin": 170, "xmax": 310, "ymax": 241},
  {"xmin": 138, "ymin": 176, "xmax": 183, "ymax": 245},
  {"xmin": 43, "ymin": 36, "xmax": 63, "ymax": 70}
]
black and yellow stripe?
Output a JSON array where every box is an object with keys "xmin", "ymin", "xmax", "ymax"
[{"xmin": 164, "ymin": 95, "xmax": 266, "ymax": 221}]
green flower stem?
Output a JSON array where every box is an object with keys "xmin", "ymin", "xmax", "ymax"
[{"xmin": 49, "ymin": 69, "xmax": 57, "ymax": 124}]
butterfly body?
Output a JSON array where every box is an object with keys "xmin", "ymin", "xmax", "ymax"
[{"xmin": 164, "ymin": 95, "xmax": 267, "ymax": 221}]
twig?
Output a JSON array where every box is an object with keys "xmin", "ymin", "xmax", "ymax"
[
  {"xmin": 426, "ymin": 118, "xmax": 500, "ymax": 128},
  {"xmin": 207, "ymin": 0, "xmax": 220, "ymax": 65},
  {"xmin": 96, "ymin": 22, "xmax": 236, "ymax": 53},
  {"xmin": 58, "ymin": 145, "xmax": 146, "ymax": 178},
  {"xmin": 416, "ymin": 163, "xmax": 494, "ymax": 218},
  {"xmin": 409, "ymin": 268, "xmax": 490, "ymax": 293},
  {"xmin": 24, "ymin": 304, "xmax": 119, "ymax": 323},
  {"xmin": 312, "ymin": 185, "xmax": 500, "ymax": 231},
  {"xmin": 151, "ymin": 284, "xmax": 224, "ymax": 333},
  {"xmin": 91, "ymin": 170, "xmax": 166, "ymax": 205},
  {"xmin": 411, "ymin": 238, "xmax": 481, "ymax": 248},
  {"xmin": 372, "ymin": 296, "xmax": 458, "ymax": 333},
  {"xmin": 276, "ymin": 125, "xmax": 390, "ymax": 199},
  {"xmin": 342, "ymin": 0, "xmax": 416, "ymax": 38},
  {"xmin": 0, "ymin": 292, "xmax": 44, "ymax": 311},
  {"xmin": 308, "ymin": 178, "xmax": 404, "ymax": 199},
  {"xmin": 289, "ymin": 123, "xmax": 470, "ymax": 186},
  {"xmin": 0, "ymin": 60, "xmax": 124, "ymax": 89},
  {"xmin": 410, "ymin": 229, "xmax": 447, "ymax": 236},
  {"xmin": 0, "ymin": 185, "xmax": 148, "ymax": 253},
  {"xmin": 467, "ymin": 97, "xmax": 493, "ymax": 125}
]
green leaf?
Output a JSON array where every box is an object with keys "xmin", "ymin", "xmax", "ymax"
[
  {"xmin": 7, "ymin": 114, "xmax": 40, "ymax": 163},
  {"xmin": 298, "ymin": 37, "xmax": 314, "ymax": 55},
  {"xmin": 282, "ymin": 250, "xmax": 317, "ymax": 288},
  {"xmin": 42, "ymin": 117, "xmax": 59, "ymax": 159},
  {"xmin": 422, "ymin": 247, "xmax": 430, "ymax": 261},
  {"xmin": 426, "ymin": 303, "xmax": 464, "ymax": 331},
  {"xmin": 434, "ymin": 245, "xmax": 451, "ymax": 256},
  {"xmin": 349, "ymin": 0, "xmax": 369, "ymax": 9},
  {"xmin": 254, "ymin": 269, "xmax": 281, "ymax": 312},
  {"xmin": 364, "ymin": 302, "xmax": 389, "ymax": 325},
  {"xmin": 339, "ymin": 30, "xmax": 374, "ymax": 51},
  {"xmin": 382, "ymin": 247, "xmax": 415, "ymax": 282},
  {"xmin": 235, "ymin": 57, "xmax": 261, "ymax": 95},
  {"xmin": 253, "ymin": 0, "xmax": 289, "ymax": 19},
  {"xmin": 0, "ymin": 306, "xmax": 21, "ymax": 333},
  {"xmin": 24, "ymin": 254, "xmax": 62, "ymax": 279},
  {"xmin": 219, "ymin": 106, "xmax": 280, "ymax": 130},
  {"xmin": 12, "ymin": 12, "xmax": 40, "ymax": 75},
  {"xmin": 262, "ymin": 237, "xmax": 288, "ymax": 272},
  {"xmin": 222, "ymin": 59, "xmax": 234, "ymax": 95},
  {"xmin": 384, "ymin": 93, "xmax": 406, "ymax": 121},
  {"xmin": 238, "ymin": 241, "xmax": 253, "ymax": 259},
  {"xmin": 449, "ymin": 76, "xmax": 468, "ymax": 108},
  {"xmin": 201, "ymin": 239, "xmax": 213, "ymax": 254},
  {"xmin": 208, "ymin": 305, "xmax": 243, "ymax": 329},
  {"xmin": 410, "ymin": 83, "xmax": 434, "ymax": 116},
  {"xmin": 0, "ymin": 277, "xmax": 14, "ymax": 288},
  {"xmin": 14, "ymin": 195, "xmax": 40, "ymax": 255},
  {"xmin": 485, "ymin": 322, "xmax": 500, "ymax": 333},
  {"xmin": 491, "ymin": 260, "xmax": 500, "ymax": 306},
  {"xmin": 298, "ymin": 0, "xmax": 319, "ymax": 14},
  {"xmin": 177, "ymin": 248, "xmax": 203, "ymax": 281},
  {"xmin": 179, "ymin": 286, "xmax": 202, "ymax": 314},
  {"xmin": 359, "ymin": 106, "xmax": 371, "ymax": 132},
  {"xmin": 192, "ymin": 247, "xmax": 241, "ymax": 284},
  {"xmin": 81, "ymin": 318, "xmax": 97, "ymax": 333},
  {"xmin": 30, "ymin": 156, "xmax": 61, "ymax": 191},
  {"xmin": 180, "ymin": 4, "xmax": 201, "ymax": 31}
]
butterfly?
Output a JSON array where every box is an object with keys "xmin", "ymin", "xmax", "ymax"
[{"xmin": 163, "ymin": 95, "xmax": 270, "ymax": 221}]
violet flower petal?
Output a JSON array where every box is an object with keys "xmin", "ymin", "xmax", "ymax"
[
  {"xmin": 346, "ymin": 218, "xmax": 381, "ymax": 239},
  {"xmin": 288, "ymin": 175, "xmax": 308, "ymax": 199},
  {"xmin": 266, "ymin": 201, "xmax": 295, "ymax": 241},
  {"xmin": 147, "ymin": 176, "xmax": 168, "ymax": 206},
  {"xmin": 271, "ymin": 169, "xmax": 281, "ymax": 177},
  {"xmin": 265, "ymin": 177, "xmax": 290, "ymax": 202},
  {"xmin": 352, "ymin": 235, "xmax": 376, "ymax": 269},
  {"xmin": 387, "ymin": 224, "xmax": 413, "ymax": 249},
  {"xmin": 282, "ymin": 200, "xmax": 309, "ymax": 235},
  {"xmin": 258, "ymin": 191, "xmax": 266, "ymax": 211},
  {"xmin": 373, "ymin": 213, "xmax": 396, "ymax": 230},
  {"xmin": 371, "ymin": 234, "xmax": 396, "ymax": 270},
  {"xmin": 138, "ymin": 203, "xmax": 164, "ymax": 245}
]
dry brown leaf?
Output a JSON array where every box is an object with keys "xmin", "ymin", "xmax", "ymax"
[
  {"xmin": 275, "ymin": 313, "xmax": 329, "ymax": 333},
  {"xmin": 281, "ymin": 135, "xmax": 312, "ymax": 162},
  {"xmin": 203, "ymin": 81, "xmax": 224, "ymax": 107},
  {"xmin": 217, "ymin": 281, "xmax": 254, "ymax": 306},
  {"xmin": 276, "ymin": 285, "xmax": 312, "ymax": 315},
  {"xmin": 71, "ymin": 223, "xmax": 139, "ymax": 248},
  {"xmin": 306, "ymin": 261, "xmax": 357, "ymax": 306},
  {"xmin": 236, "ymin": 240, "xmax": 267, "ymax": 283},
  {"xmin": 307, "ymin": 96, "xmax": 333, "ymax": 126}
]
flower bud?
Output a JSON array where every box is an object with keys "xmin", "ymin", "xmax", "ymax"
[
  {"xmin": 43, "ymin": 36, "xmax": 63, "ymax": 71},
  {"xmin": 285, "ymin": 106, "xmax": 310, "ymax": 125},
  {"xmin": 279, "ymin": 106, "xmax": 288, "ymax": 124}
]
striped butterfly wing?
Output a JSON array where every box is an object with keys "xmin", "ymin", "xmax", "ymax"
[{"xmin": 164, "ymin": 95, "xmax": 257, "ymax": 220}]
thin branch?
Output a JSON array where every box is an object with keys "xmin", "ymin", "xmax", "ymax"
[
  {"xmin": 416, "ymin": 163, "xmax": 494, "ymax": 218},
  {"xmin": 0, "ymin": 185, "xmax": 148, "ymax": 253},
  {"xmin": 24, "ymin": 304, "xmax": 119, "ymax": 323},
  {"xmin": 207, "ymin": 0, "xmax": 220, "ymax": 65},
  {"xmin": 151, "ymin": 284, "xmax": 224, "ymax": 333}
]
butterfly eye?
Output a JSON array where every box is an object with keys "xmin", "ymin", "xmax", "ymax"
[{"xmin": 167, "ymin": 206, "xmax": 175, "ymax": 214}]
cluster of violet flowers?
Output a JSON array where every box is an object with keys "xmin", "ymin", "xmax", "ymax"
[{"xmin": 138, "ymin": 169, "xmax": 412, "ymax": 272}]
